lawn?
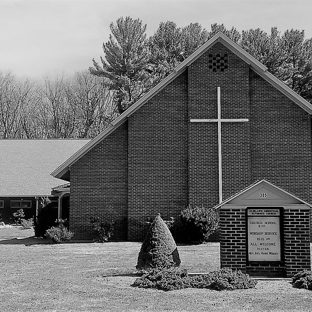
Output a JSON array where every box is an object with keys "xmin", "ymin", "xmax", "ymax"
[{"xmin": 1, "ymin": 227, "xmax": 312, "ymax": 312}]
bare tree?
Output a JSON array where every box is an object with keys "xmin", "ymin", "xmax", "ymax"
[
  {"xmin": 66, "ymin": 71, "xmax": 115, "ymax": 138},
  {"xmin": 0, "ymin": 72, "xmax": 35, "ymax": 138},
  {"xmin": 18, "ymin": 82, "xmax": 44, "ymax": 138},
  {"xmin": 38, "ymin": 76, "xmax": 77, "ymax": 138}
]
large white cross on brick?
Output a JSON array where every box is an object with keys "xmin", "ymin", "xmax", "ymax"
[{"xmin": 190, "ymin": 87, "xmax": 249, "ymax": 203}]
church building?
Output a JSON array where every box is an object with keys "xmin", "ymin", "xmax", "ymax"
[{"xmin": 52, "ymin": 32, "xmax": 312, "ymax": 241}]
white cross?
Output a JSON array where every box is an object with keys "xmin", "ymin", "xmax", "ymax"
[{"xmin": 190, "ymin": 87, "xmax": 249, "ymax": 203}]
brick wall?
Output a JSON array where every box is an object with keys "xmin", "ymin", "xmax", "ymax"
[
  {"xmin": 250, "ymin": 70, "xmax": 312, "ymax": 203},
  {"xmin": 220, "ymin": 208, "xmax": 247, "ymax": 270},
  {"xmin": 283, "ymin": 208, "xmax": 311, "ymax": 277},
  {"xmin": 220, "ymin": 207, "xmax": 311, "ymax": 277},
  {"xmin": 70, "ymin": 123, "xmax": 128, "ymax": 240},
  {"xmin": 128, "ymin": 72, "xmax": 189, "ymax": 241},
  {"xmin": 68, "ymin": 40, "xmax": 312, "ymax": 242},
  {"xmin": 188, "ymin": 43, "xmax": 251, "ymax": 207}
]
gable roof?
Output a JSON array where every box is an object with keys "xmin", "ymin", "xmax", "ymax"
[
  {"xmin": 52, "ymin": 32, "xmax": 312, "ymax": 180},
  {"xmin": 213, "ymin": 179, "xmax": 312, "ymax": 209},
  {"xmin": 0, "ymin": 139, "xmax": 89, "ymax": 196}
]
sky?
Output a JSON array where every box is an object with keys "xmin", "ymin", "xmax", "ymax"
[{"xmin": 1, "ymin": 0, "xmax": 312, "ymax": 80}]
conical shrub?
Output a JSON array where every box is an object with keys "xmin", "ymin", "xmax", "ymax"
[{"xmin": 136, "ymin": 214, "xmax": 181, "ymax": 271}]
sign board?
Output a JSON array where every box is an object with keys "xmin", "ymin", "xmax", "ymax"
[{"xmin": 247, "ymin": 208, "xmax": 281, "ymax": 262}]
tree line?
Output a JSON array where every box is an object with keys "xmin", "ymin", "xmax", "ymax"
[
  {"xmin": 91, "ymin": 18, "xmax": 312, "ymax": 114},
  {"xmin": 1, "ymin": 18, "xmax": 312, "ymax": 138},
  {"xmin": 0, "ymin": 71, "xmax": 115, "ymax": 138}
]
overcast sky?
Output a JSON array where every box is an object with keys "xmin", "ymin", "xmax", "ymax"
[{"xmin": 1, "ymin": 0, "xmax": 312, "ymax": 80}]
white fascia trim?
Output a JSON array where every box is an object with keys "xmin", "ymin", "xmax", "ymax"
[
  {"xmin": 219, "ymin": 204, "xmax": 310, "ymax": 209},
  {"xmin": 51, "ymin": 124, "xmax": 116, "ymax": 179},
  {"xmin": 214, "ymin": 179, "xmax": 312, "ymax": 209},
  {"xmin": 251, "ymin": 67, "xmax": 312, "ymax": 114},
  {"xmin": 51, "ymin": 32, "xmax": 312, "ymax": 179},
  {"xmin": 174, "ymin": 32, "xmax": 267, "ymax": 73},
  {"xmin": 182, "ymin": 33, "xmax": 312, "ymax": 115},
  {"xmin": 51, "ymin": 67, "xmax": 187, "ymax": 179}
]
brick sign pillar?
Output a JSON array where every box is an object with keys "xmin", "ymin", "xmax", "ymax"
[{"xmin": 218, "ymin": 180, "xmax": 311, "ymax": 277}]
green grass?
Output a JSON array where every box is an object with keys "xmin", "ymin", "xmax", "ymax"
[{"xmin": 0, "ymin": 227, "xmax": 312, "ymax": 311}]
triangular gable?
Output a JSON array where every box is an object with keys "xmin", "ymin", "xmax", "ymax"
[
  {"xmin": 51, "ymin": 32, "xmax": 312, "ymax": 180},
  {"xmin": 214, "ymin": 179, "xmax": 312, "ymax": 209}
]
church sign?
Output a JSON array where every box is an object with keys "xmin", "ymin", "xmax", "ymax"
[
  {"xmin": 247, "ymin": 208, "xmax": 282, "ymax": 262},
  {"xmin": 219, "ymin": 180, "xmax": 311, "ymax": 277}
]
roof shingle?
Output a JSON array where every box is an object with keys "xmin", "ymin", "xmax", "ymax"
[{"xmin": 0, "ymin": 139, "xmax": 89, "ymax": 196}]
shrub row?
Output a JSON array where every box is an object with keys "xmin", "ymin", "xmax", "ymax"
[{"xmin": 132, "ymin": 267, "xmax": 257, "ymax": 291}]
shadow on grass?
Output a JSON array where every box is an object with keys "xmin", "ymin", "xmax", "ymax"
[
  {"xmin": 0, "ymin": 236, "xmax": 53, "ymax": 246},
  {"xmin": 101, "ymin": 272, "xmax": 142, "ymax": 277}
]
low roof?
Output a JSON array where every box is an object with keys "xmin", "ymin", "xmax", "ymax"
[
  {"xmin": 52, "ymin": 32, "xmax": 312, "ymax": 180},
  {"xmin": 0, "ymin": 139, "xmax": 89, "ymax": 197},
  {"xmin": 213, "ymin": 179, "xmax": 312, "ymax": 209}
]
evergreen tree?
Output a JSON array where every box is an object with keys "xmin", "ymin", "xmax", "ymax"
[
  {"xmin": 149, "ymin": 21, "xmax": 209, "ymax": 80},
  {"xmin": 181, "ymin": 23, "xmax": 209, "ymax": 58},
  {"xmin": 209, "ymin": 23, "xmax": 241, "ymax": 43},
  {"xmin": 149, "ymin": 21, "xmax": 183, "ymax": 70},
  {"xmin": 90, "ymin": 16, "xmax": 151, "ymax": 114},
  {"xmin": 136, "ymin": 214, "xmax": 181, "ymax": 271},
  {"xmin": 241, "ymin": 28, "xmax": 312, "ymax": 102},
  {"xmin": 91, "ymin": 18, "xmax": 312, "ymax": 115},
  {"xmin": 241, "ymin": 27, "xmax": 286, "ymax": 75},
  {"xmin": 279, "ymin": 29, "xmax": 312, "ymax": 101}
]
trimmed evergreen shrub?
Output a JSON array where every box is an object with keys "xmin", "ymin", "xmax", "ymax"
[
  {"xmin": 180, "ymin": 205, "xmax": 219, "ymax": 242},
  {"xmin": 136, "ymin": 214, "xmax": 181, "ymax": 271},
  {"xmin": 132, "ymin": 267, "xmax": 257, "ymax": 291},
  {"xmin": 206, "ymin": 268, "xmax": 257, "ymax": 290},
  {"xmin": 146, "ymin": 216, "xmax": 175, "ymax": 230},
  {"xmin": 292, "ymin": 270, "xmax": 312, "ymax": 290},
  {"xmin": 133, "ymin": 267, "xmax": 189, "ymax": 291}
]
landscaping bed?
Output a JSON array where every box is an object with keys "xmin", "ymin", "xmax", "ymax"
[{"xmin": 0, "ymin": 227, "xmax": 312, "ymax": 311}]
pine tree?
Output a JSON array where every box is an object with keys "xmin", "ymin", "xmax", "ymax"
[
  {"xmin": 90, "ymin": 16, "xmax": 151, "ymax": 114},
  {"xmin": 149, "ymin": 21, "xmax": 209, "ymax": 79},
  {"xmin": 241, "ymin": 27, "xmax": 285, "ymax": 75},
  {"xmin": 241, "ymin": 27, "xmax": 312, "ymax": 103},
  {"xmin": 136, "ymin": 214, "xmax": 181, "ymax": 271},
  {"xmin": 181, "ymin": 23, "xmax": 209, "ymax": 58},
  {"xmin": 279, "ymin": 29, "xmax": 312, "ymax": 102},
  {"xmin": 209, "ymin": 23, "xmax": 241, "ymax": 43}
]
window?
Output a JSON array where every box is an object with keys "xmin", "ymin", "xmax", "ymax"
[
  {"xmin": 10, "ymin": 200, "xmax": 32, "ymax": 209},
  {"xmin": 0, "ymin": 200, "xmax": 4, "ymax": 208}
]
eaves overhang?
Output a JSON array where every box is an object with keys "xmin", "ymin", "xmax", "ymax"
[{"xmin": 51, "ymin": 32, "xmax": 312, "ymax": 180}]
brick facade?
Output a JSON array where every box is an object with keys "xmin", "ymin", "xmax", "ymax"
[
  {"xmin": 220, "ymin": 206, "xmax": 311, "ymax": 277},
  {"xmin": 189, "ymin": 43, "xmax": 251, "ymax": 205},
  {"xmin": 70, "ymin": 124, "xmax": 128, "ymax": 240},
  {"xmin": 283, "ymin": 208, "xmax": 311, "ymax": 276},
  {"xmin": 128, "ymin": 73, "xmax": 189, "ymax": 240},
  {"xmin": 68, "ymin": 38, "xmax": 312, "ymax": 242},
  {"xmin": 250, "ymin": 70, "xmax": 312, "ymax": 202}
]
